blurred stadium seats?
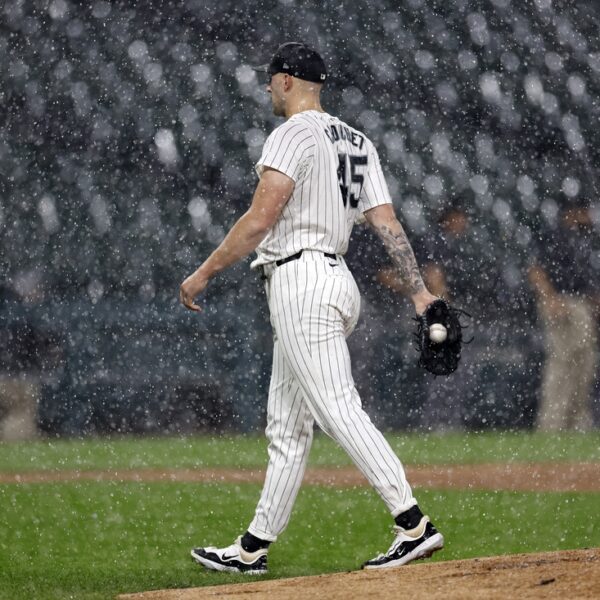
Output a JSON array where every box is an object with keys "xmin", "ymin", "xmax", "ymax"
[{"xmin": 1, "ymin": 0, "xmax": 599, "ymax": 433}]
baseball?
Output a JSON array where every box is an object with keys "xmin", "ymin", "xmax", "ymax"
[{"xmin": 429, "ymin": 323, "xmax": 448, "ymax": 343}]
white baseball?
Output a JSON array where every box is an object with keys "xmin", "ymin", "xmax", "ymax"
[{"xmin": 429, "ymin": 323, "xmax": 447, "ymax": 343}]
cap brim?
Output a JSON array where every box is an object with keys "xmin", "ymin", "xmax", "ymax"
[{"xmin": 252, "ymin": 63, "xmax": 270, "ymax": 73}]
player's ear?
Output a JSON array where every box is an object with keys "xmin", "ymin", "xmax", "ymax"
[{"xmin": 283, "ymin": 73, "xmax": 293, "ymax": 92}]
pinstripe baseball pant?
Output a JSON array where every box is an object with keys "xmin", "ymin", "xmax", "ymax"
[{"xmin": 248, "ymin": 250, "xmax": 416, "ymax": 542}]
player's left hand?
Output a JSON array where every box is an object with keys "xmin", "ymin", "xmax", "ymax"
[{"xmin": 179, "ymin": 271, "xmax": 210, "ymax": 312}]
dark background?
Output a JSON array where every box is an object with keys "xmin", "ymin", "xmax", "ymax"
[{"xmin": 1, "ymin": 0, "xmax": 599, "ymax": 434}]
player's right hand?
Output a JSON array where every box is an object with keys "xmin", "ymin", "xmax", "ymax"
[
  {"xmin": 179, "ymin": 271, "xmax": 209, "ymax": 312},
  {"xmin": 412, "ymin": 289, "xmax": 439, "ymax": 316}
]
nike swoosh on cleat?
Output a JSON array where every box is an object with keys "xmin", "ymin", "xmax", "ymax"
[{"xmin": 221, "ymin": 552, "xmax": 238, "ymax": 561}]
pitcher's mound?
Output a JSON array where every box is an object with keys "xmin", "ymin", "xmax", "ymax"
[{"xmin": 118, "ymin": 547, "xmax": 599, "ymax": 600}]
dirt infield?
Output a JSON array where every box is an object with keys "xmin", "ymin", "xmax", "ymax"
[
  {"xmin": 117, "ymin": 548, "xmax": 600, "ymax": 600},
  {"xmin": 2, "ymin": 462, "xmax": 600, "ymax": 492}
]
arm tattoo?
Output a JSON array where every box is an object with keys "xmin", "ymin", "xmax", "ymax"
[{"xmin": 374, "ymin": 223, "xmax": 425, "ymax": 296}]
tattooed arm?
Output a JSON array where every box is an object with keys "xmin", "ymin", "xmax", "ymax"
[{"xmin": 364, "ymin": 203, "xmax": 438, "ymax": 314}]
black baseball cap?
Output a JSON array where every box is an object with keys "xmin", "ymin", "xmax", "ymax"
[{"xmin": 253, "ymin": 42, "xmax": 327, "ymax": 83}]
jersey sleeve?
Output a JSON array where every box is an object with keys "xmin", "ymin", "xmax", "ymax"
[
  {"xmin": 358, "ymin": 141, "xmax": 392, "ymax": 213},
  {"xmin": 255, "ymin": 120, "xmax": 315, "ymax": 182}
]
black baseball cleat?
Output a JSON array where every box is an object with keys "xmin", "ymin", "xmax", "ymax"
[
  {"xmin": 191, "ymin": 536, "xmax": 268, "ymax": 575},
  {"xmin": 362, "ymin": 516, "xmax": 444, "ymax": 569}
]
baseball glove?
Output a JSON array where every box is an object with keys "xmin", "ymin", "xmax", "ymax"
[{"xmin": 414, "ymin": 298, "xmax": 470, "ymax": 376}]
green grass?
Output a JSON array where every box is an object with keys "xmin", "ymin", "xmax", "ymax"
[
  {"xmin": 1, "ymin": 432, "xmax": 599, "ymax": 599},
  {"xmin": 0, "ymin": 481, "xmax": 598, "ymax": 600},
  {"xmin": 1, "ymin": 431, "xmax": 599, "ymax": 473}
]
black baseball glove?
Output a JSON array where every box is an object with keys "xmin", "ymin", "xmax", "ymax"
[{"xmin": 414, "ymin": 298, "xmax": 470, "ymax": 376}]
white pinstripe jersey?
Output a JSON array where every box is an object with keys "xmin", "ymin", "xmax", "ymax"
[{"xmin": 251, "ymin": 110, "xmax": 392, "ymax": 268}]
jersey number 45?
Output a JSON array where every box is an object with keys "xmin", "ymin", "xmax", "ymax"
[{"xmin": 337, "ymin": 153, "xmax": 367, "ymax": 208}]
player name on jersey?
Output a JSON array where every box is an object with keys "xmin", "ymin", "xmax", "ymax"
[{"xmin": 324, "ymin": 124, "xmax": 365, "ymax": 150}]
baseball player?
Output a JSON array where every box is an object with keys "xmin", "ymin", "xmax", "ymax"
[{"xmin": 180, "ymin": 42, "xmax": 444, "ymax": 574}]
